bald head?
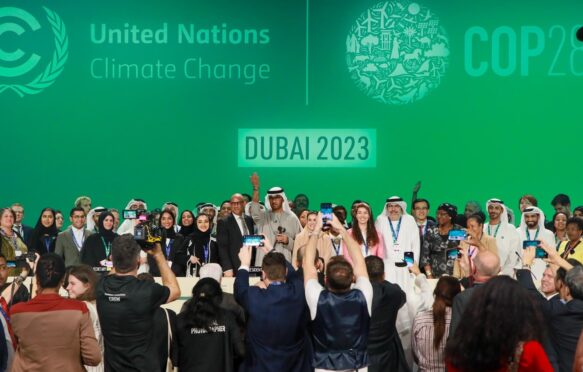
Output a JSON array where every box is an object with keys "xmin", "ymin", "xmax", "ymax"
[{"xmin": 473, "ymin": 250, "xmax": 500, "ymax": 278}]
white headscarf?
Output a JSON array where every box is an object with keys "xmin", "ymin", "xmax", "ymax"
[
  {"xmin": 264, "ymin": 187, "xmax": 294, "ymax": 214},
  {"xmin": 86, "ymin": 206, "xmax": 105, "ymax": 232},
  {"xmin": 117, "ymin": 199, "xmax": 148, "ymax": 236},
  {"xmin": 519, "ymin": 206, "xmax": 546, "ymax": 232},
  {"xmin": 485, "ymin": 198, "xmax": 509, "ymax": 225},
  {"xmin": 380, "ymin": 196, "xmax": 409, "ymax": 218}
]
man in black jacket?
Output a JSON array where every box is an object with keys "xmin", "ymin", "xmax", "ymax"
[
  {"xmin": 365, "ymin": 255, "xmax": 409, "ymax": 372},
  {"xmin": 518, "ymin": 242, "xmax": 583, "ymax": 372},
  {"xmin": 217, "ymin": 193, "xmax": 254, "ymax": 277}
]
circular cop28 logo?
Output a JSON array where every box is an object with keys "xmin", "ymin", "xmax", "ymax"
[
  {"xmin": 346, "ymin": 1, "xmax": 449, "ymax": 105},
  {"xmin": 0, "ymin": 7, "xmax": 68, "ymax": 97}
]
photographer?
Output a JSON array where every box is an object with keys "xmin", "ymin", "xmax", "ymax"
[{"xmin": 96, "ymin": 235, "xmax": 180, "ymax": 372}]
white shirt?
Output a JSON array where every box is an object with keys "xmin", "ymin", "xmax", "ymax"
[
  {"xmin": 305, "ymin": 276, "xmax": 373, "ymax": 320},
  {"xmin": 234, "ymin": 213, "xmax": 248, "ymax": 236},
  {"xmin": 71, "ymin": 226, "xmax": 85, "ymax": 251},
  {"xmin": 305, "ymin": 277, "xmax": 373, "ymax": 372}
]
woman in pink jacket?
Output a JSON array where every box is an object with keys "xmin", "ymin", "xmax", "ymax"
[{"xmin": 342, "ymin": 202, "xmax": 385, "ymax": 265}]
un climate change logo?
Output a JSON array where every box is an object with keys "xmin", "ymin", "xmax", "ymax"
[
  {"xmin": 0, "ymin": 7, "xmax": 68, "ymax": 97},
  {"xmin": 346, "ymin": 1, "xmax": 449, "ymax": 105}
]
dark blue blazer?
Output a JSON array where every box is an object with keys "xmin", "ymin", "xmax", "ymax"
[{"xmin": 234, "ymin": 262, "xmax": 311, "ymax": 372}]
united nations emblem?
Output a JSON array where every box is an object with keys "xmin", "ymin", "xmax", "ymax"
[{"xmin": 0, "ymin": 7, "xmax": 68, "ymax": 97}]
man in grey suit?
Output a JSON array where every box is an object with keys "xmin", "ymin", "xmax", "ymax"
[{"xmin": 55, "ymin": 207, "xmax": 93, "ymax": 267}]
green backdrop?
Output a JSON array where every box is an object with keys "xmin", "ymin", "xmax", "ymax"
[{"xmin": 1, "ymin": 0, "xmax": 582, "ymax": 224}]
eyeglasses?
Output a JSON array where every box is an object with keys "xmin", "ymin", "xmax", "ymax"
[{"xmin": 414, "ymin": 207, "xmax": 428, "ymax": 210}]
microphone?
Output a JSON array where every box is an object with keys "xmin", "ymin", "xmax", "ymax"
[{"xmin": 577, "ymin": 27, "xmax": 583, "ymax": 42}]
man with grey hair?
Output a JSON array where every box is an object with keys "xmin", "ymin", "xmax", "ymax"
[
  {"xmin": 74, "ymin": 196, "xmax": 92, "ymax": 215},
  {"xmin": 518, "ymin": 242, "xmax": 583, "ymax": 372},
  {"xmin": 449, "ymin": 250, "xmax": 500, "ymax": 337}
]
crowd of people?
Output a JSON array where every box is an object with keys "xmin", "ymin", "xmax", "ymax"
[{"xmin": 1, "ymin": 174, "xmax": 583, "ymax": 371}]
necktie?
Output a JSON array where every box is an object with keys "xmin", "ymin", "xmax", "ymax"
[{"xmin": 240, "ymin": 216, "xmax": 249, "ymax": 235}]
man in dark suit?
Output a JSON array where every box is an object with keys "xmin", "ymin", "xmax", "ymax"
[
  {"xmin": 518, "ymin": 244, "xmax": 583, "ymax": 372},
  {"xmin": 55, "ymin": 207, "xmax": 93, "ymax": 267},
  {"xmin": 411, "ymin": 199, "xmax": 435, "ymax": 244},
  {"xmin": 217, "ymin": 193, "xmax": 254, "ymax": 277},
  {"xmin": 234, "ymin": 243, "xmax": 311, "ymax": 372},
  {"xmin": 449, "ymin": 250, "xmax": 500, "ymax": 338},
  {"xmin": 365, "ymin": 255, "xmax": 409, "ymax": 372},
  {"xmin": 11, "ymin": 203, "xmax": 33, "ymax": 243}
]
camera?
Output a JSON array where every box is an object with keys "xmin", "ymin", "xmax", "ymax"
[
  {"xmin": 7, "ymin": 250, "xmax": 36, "ymax": 269},
  {"xmin": 122, "ymin": 209, "xmax": 162, "ymax": 249}
]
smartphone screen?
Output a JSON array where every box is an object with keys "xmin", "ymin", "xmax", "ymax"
[
  {"xmin": 243, "ymin": 235, "xmax": 264, "ymax": 246},
  {"xmin": 522, "ymin": 240, "xmax": 539, "ymax": 249},
  {"xmin": 6, "ymin": 261, "xmax": 17, "ymax": 268},
  {"xmin": 448, "ymin": 229, "xmax": 466, "ymax": 241},
  {"xmin": 123, "ymin": 210, "xmax": 137, "ymax": 219},
  {"xmin": 535, "ymin": 247, "xmax": 548, "ymax": 259},
  {"xmin": 403, "ymin": 252, "xmax": 414, "ymax": 267},
  {"xmin": 446, "ymin": 248, "xmax": 461, "ymax": 260},
  {"xmin": 321, "ymin": 203, "xmax": 333, "ymax": 230}
]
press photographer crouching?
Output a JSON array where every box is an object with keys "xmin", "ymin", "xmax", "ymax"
[
  {"xmin": 96, "ymin": 234, "xmax": 180, "ymax": 372},
  {"xmin": 9, "ymin": 253, "xmax": 101, "ymax": 371}
]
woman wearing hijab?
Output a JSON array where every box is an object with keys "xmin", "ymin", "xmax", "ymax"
[
  {"xmin": 178, "ymin": 210, "xmax": 196, "ymax": 236},
  {"xmin": 80, "ymin": 212, "xmax": 117, "ymax": 270},
  {"xmin": 186, "ymin": 214, "xmax": 220, "ymax": 277},
  {"xmin": 147, "ymin": 209, "xmax": 187, "ymax": 277},
  {"xmin": 27, "ymin": 208, "xmax": 59, "ymax": 255}
]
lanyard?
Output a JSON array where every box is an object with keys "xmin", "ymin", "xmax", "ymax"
[
  {"xmin": 203, "ymin": 241, "xmax": 210, "ymax": 263},
  {"xmin": 362, "ymin": 242, "xmax": 369, "ymax": 256},
  {"xmin": 526, "ymin": 227, "xmax": 540, "ymax": 241},
  {"xmin": 389, "ymin": 217, "xmax": 402, "ymax": 244},
  {"xmin": 331, "ymin": 238, "xmax": 341, "ymax": 255},
  {"xmin": 562, "ymin": 240, "xmax": 582, "ymax": 259},
  {"xmin": 101, "ymin": 237, "xmax": 111, "ymax": 258},
  {"xmin": 43, "ymin": 236, "xmax": 52, "ymax": 252},
  {"xmin": 165, "ymin": 239, "xmax": 174, "ymax": 258},
  {"xmin": 71, "ymin": 229, "xmax": 83, "ymax": 249},
  {"xmin": 487, "ymin": 223, "xmax": 501, "ymax": 238}
]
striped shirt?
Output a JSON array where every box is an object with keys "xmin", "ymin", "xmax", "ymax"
[{"xmin": 412, "ymin": 307, "xmax": 451, "ymax": 372}]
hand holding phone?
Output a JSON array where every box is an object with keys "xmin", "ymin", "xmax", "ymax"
[
  {"xmin": 404, "ymin": 252, "xmax": 414, "ymax": 268},
  {"xmin": 321, "ymin": 203, "xmax": 333, "ymax": 231},
  {"xmin": 446, "ymin": 248, "xmax": 462, "ymax": 260},
  {"xmin": 243, "ymin": 235, "xmax": 265, "ymax": 247},
  {"xmin": 448, "ymin": 230, "xmax": 467, "ymax": 241}
]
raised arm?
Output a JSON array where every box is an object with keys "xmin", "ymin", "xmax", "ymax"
[
  {"xmin": 303, "ymin": 217, "xmax": 321, "ymax": 286},
  {"xmin": 329, "ymin": 214, "xmax": 367, "ymax": 279},
  {"xmin": 149, "ymin": 242, "xmax": 180, "ymax": 303},
  {"xmin": 250, "ymin": 172, "xmax": 260, "ymax": 203}
]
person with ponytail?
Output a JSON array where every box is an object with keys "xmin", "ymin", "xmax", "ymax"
[
  {"xmin": 412, "ymin": 276, "xmax": 461, "ymax": 371},
  {"xmin": 176, "ymin": 278, "xmax": 244, "ymax": 372}
]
